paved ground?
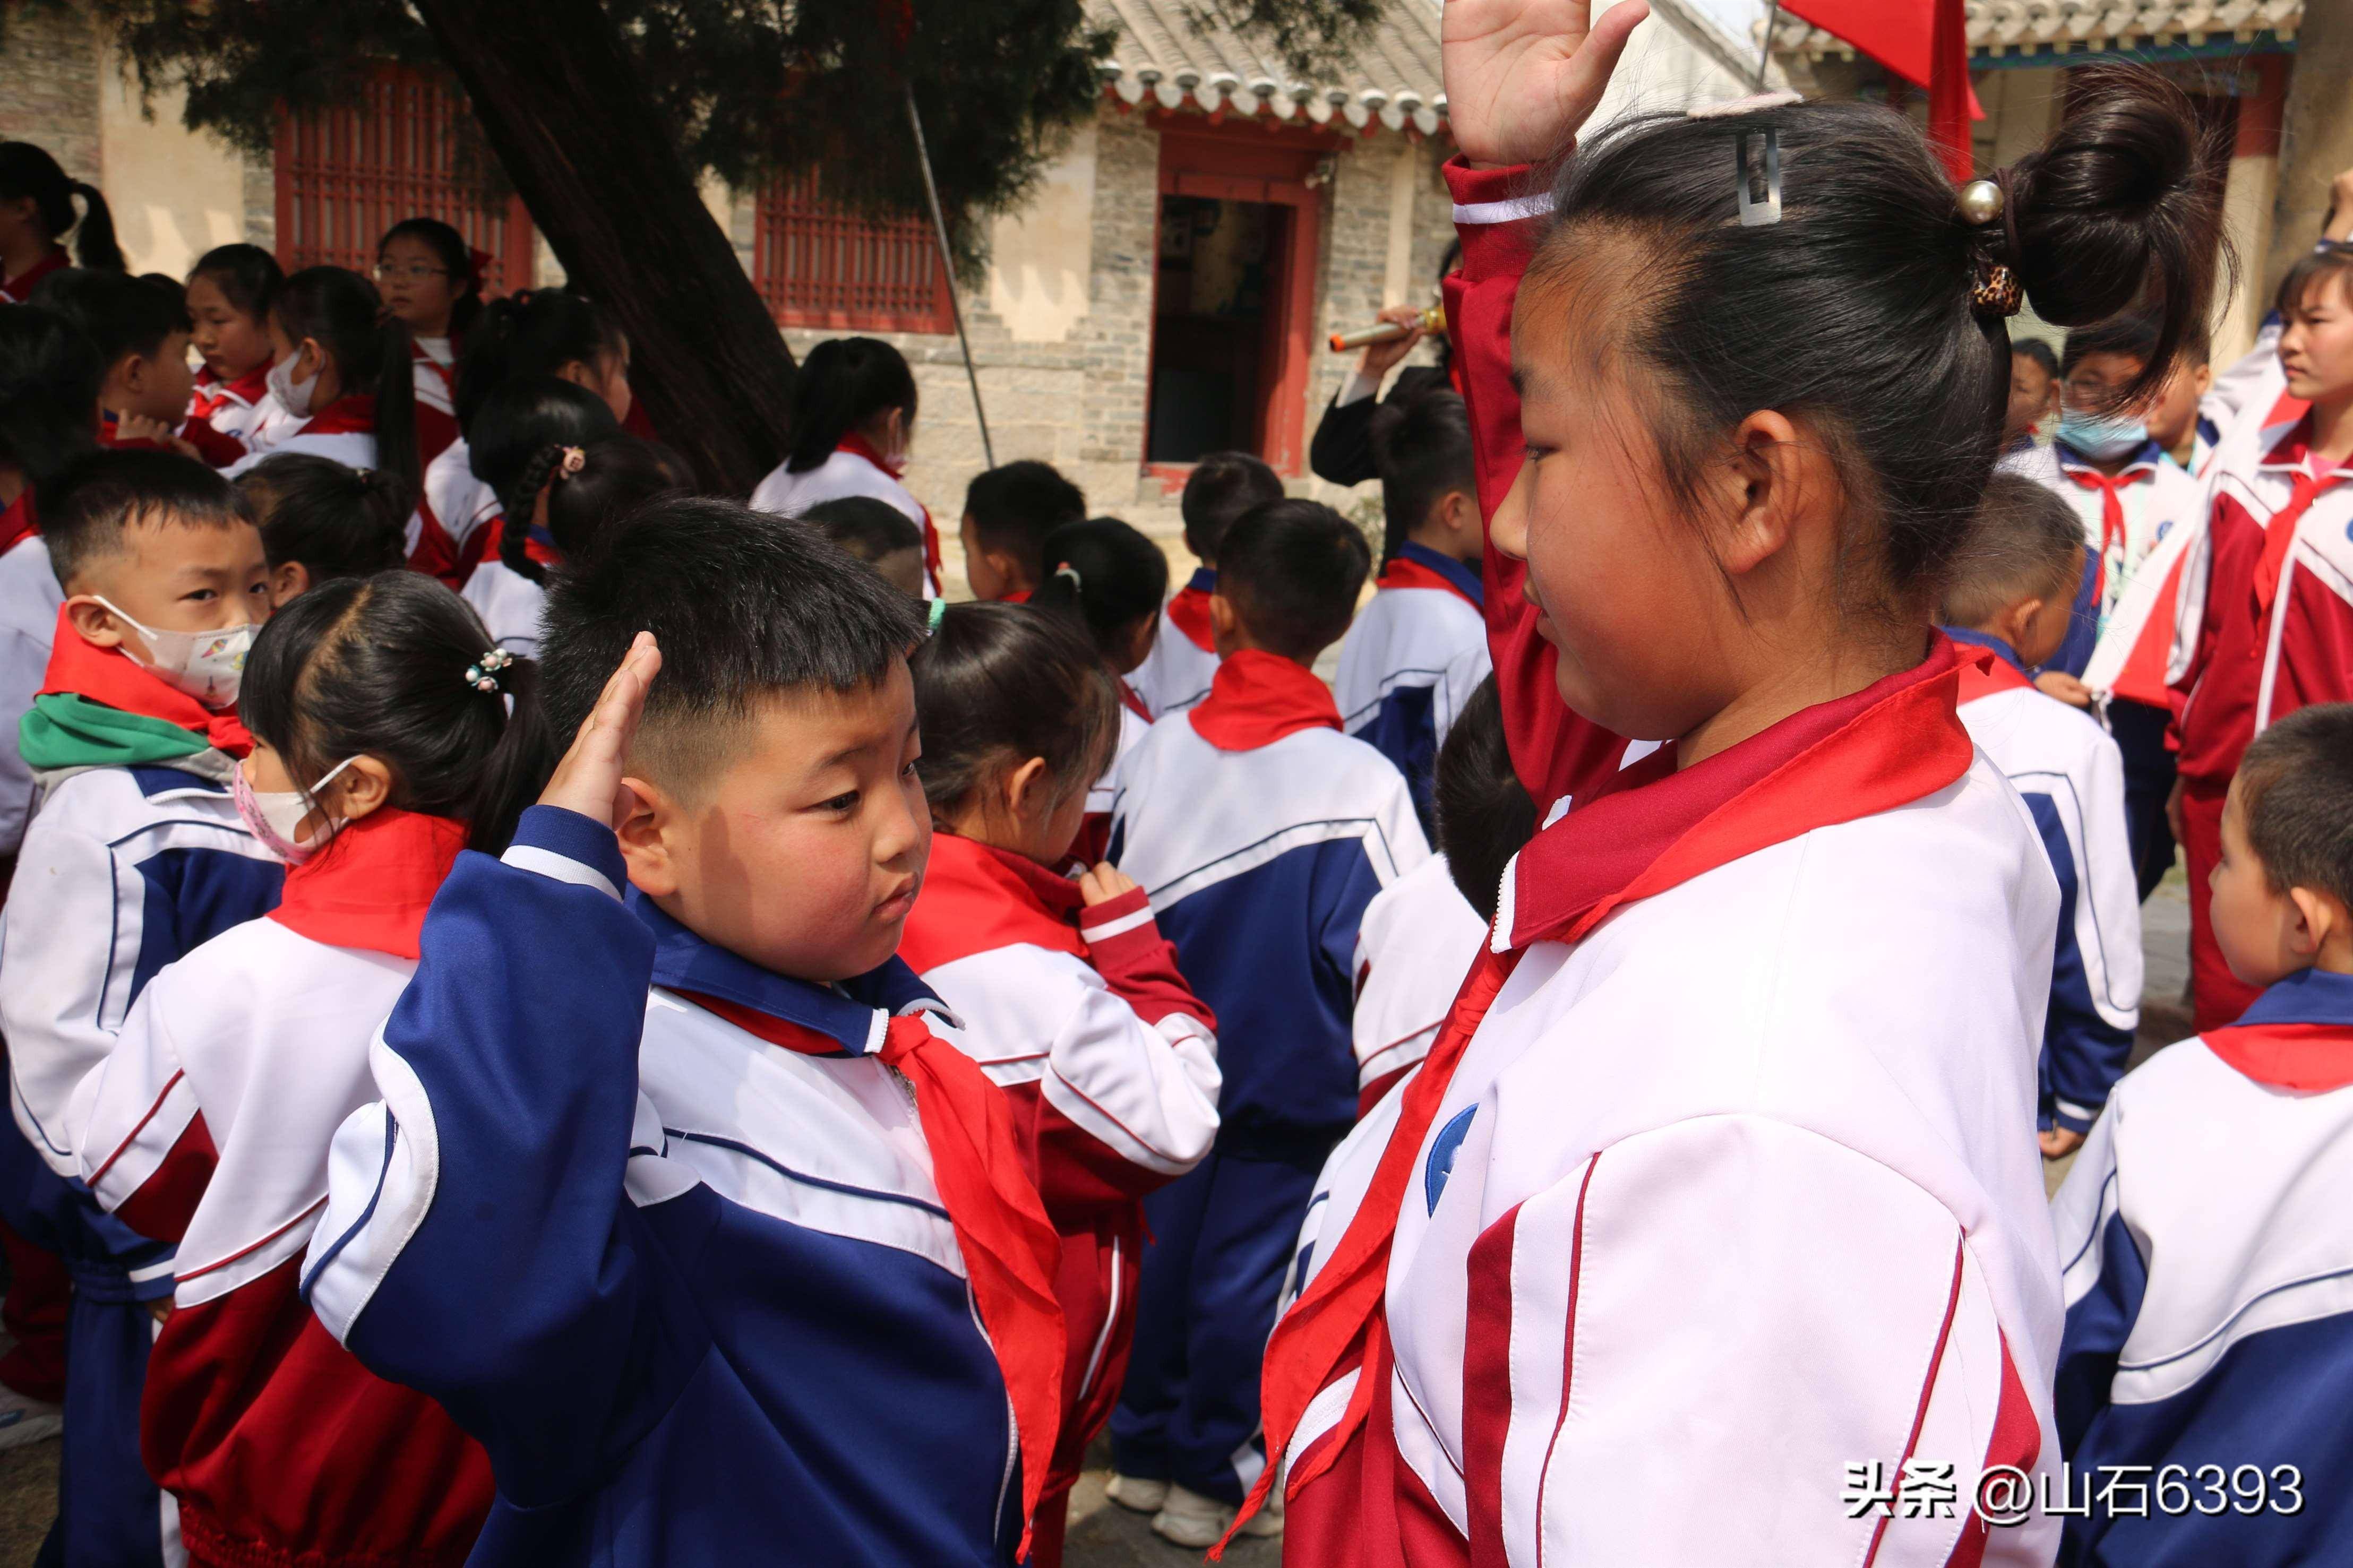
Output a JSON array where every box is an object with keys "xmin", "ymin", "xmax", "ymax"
[{"xmin": 0, "ymin": 875, "xmax": 2205, "ymax": 1564}]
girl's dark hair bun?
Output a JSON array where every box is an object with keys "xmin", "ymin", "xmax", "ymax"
[{"xmin": 2006, "ymin": 62, "xmax": 2231, "ymax": 405}]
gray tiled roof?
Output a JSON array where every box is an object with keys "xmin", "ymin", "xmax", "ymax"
[
  {"xmin": 1090, "ymin": 0, "xmax": 1449, "ymax": 135},
  {"xmin": 1770, "ymin": 0, "xmax": 2303, "ymax": 59}
]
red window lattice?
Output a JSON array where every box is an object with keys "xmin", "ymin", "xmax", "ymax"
[
  {"xmin": 754, "ymin": 170, "xmax": 952, "ymax": 334},
  {"xmin": 273, "ymin": 68, "xmax": 535, "ymax": 295}
]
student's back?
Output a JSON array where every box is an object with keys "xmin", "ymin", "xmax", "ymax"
[{"xmin": 1127, "ymin": 451, "xmax": 1281, "ymax": 718}]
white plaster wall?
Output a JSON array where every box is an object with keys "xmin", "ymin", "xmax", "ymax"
[
  {"xmin": 986, "ymin": 123, "xmax": 1099, "ymax": 344},
  {"xmin": 97, "ymin": 53, "xmax": 246, "ymax": 279}
]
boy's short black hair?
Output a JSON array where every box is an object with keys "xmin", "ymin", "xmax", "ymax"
[
  {"xmin": 40, "ymin": 270, "xmax": 190, "ymax": 369},
  {"xmin": 2237, "ymin": 703, "xmax": 2353, "ymax": 910},
  {"xmin": 537, "ymin": 497, "xmax": 925, "ymax": 796},
  {"xmin": 1180, "ymin": 451, "xmax": 1283, "ymax": 564},
  {"xmin": 963, "ymin": 460, "xmax": 1086, "ymax": 579},
  {"xmin": 801, "ymin": 496, "xmax": 924, "ymax": 567},
  {"xmin": 1433, "ymin": 675, "xmax": 1535, "ymax": 924},
  {"xmin": 2011, "ymin": 340, "xmax": 2058, "ymax": 380},
  {"xmin": 40, "ymin": 448, "xmax": 252, "ymax": 591},
  {"xmin": 1215, "ymin": 498, "xmax": 1369, "ymax": 663},
  {"xmin": 2061, "ymin": 312, "xmax": 2162, "ymax": 380},
  {"xmin": 1942, "ymin": 472, "xmax": 2084, "ymax": 630},
  {"xmin": 1371, "ymin": 391, "xmax": 1476, "ymax": 562}
]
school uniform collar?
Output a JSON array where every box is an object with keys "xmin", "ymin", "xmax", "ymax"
[
  {"xmin": 0, "ymin": 246, "xmax": 67, "ymax": 303},
  {"xmin": 475, "ymin": 515, "xmax": 562, "ymax": 570},
  {"xmin": 1499, "ymin": 634, "xmax": 1979, "ymax": 952},
  {"xmin": 1166, "ymin": 568, "xmax": 1218, "ymax": 653},
  {"xmin": 835, "ymin": 433, "xmax": 907, "ymax": 480},
  {"xmin": 2205, "ymin": 969, "xmax": 2353, "ymax": 1091},
  {"xmin": 896, "ymin": 830, "xmax": 1087, "ymax": 973},
  {"xmin": 1941, "ymin": 625, "xmax": 2030, "ymax": 677},
  {"xmin": 194, "ymin": 360, "xmax": 273, "ymax": 407},
  {"xmin": 2055, "ymin": 438, "xmax": 2163, "ymax": 479},
  {"xmin": 1116, "ymin": 675, "xmax": 1151, "ymax": 723},
  {"xmin": 1379, "ymin": 541, "xmax": 1484, "ymax": 609},
  {"xmin": 1189, "ymin": 648, "xmax": 1342, "ymax": 752},
  {"xmin": 296, "ymin": 394, "xmax": 376, "ymax": 438},
  {"xmin": 268, "ymin": 809, "xmax": 465, "ymax": 959},
  {"xmin": 631, "ymin": 891, "xmax": 945, "ymax": 1057},
  {"xmin": 2254, "ymin": 412, "xmax": 2353, "ymax": 477},
  {"xmin": 1181, "ymin": 567, "xmax": 1216, "ymax": 596},
  {"xmin": 32, "ymin": 604, "xmax": 253, "ymax": 757}
]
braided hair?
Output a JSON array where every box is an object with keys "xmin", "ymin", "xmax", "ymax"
[{"xmin": 467, "ymin": 376, "xmax": 617, "ymax": 585}]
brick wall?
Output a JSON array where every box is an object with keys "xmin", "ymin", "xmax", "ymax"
[{"xmin": 0, "ymin": 5, "xmax": 101, "ymax": 194}]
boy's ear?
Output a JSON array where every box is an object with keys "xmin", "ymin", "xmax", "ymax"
[
  {"xmin": 269, "ymin": 561, "xmax": 311, "ymax": 608},
  {"xmin": 1208, "ymin": 591, "xmax": 1240, "ymax": 652},
  {"xmin": 2287, "ymin": 885, "xmax": 2341, "ymax": 959},
  {"xmin": 613, "ymin": 774, "xmax": 679, "ymax": 898},
  {"xmin": 63, "ymin": 597, "xmax": 128, "ymax": 651}
]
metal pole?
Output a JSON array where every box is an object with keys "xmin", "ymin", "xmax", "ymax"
[
  {"xmin": 1755, "ymin": 0, "xmax": 1781, "ymax": 91},
  {"xmin": 904, "ymin": 83, "xmax": 994, "ymax": 469}
]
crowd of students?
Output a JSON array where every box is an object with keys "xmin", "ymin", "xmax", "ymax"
[{"xmin": 0, "ymin": 1, "xmax": 2350, "ymax": 1561}]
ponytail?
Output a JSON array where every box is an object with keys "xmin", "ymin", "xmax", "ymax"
[
  {"xmin": 467, "ymin": 375, "xmax": 620, "ymax": 585},
  {"xmin": 237, "ymin": 452, "xmax": 410, "ymax": 582},
  {"xmin": 373, "ymin": 313, "xmax": 421, "ymax": 512},
  {"xmin": 240, "ymin": 571, "xmax": 557, "ymax": 855},
  {"xmin": 453, "ymin": 288, "xmax": 621, "ymax": 435},
  {"xmin": 786, "ymin": 337, "xmax": 917, "ymax": 473},
  {"xmin": 908, "ymin": 602, "xmax": 1120, "ymax": 823},
  {"xmin": 0, "ymin": 144, "xmax": 124, "ymax": 273},
  {"xmin": 1032, "ymin": 516, "xmax": 1167, "ymax": 664},
  {"xmin": 497, "ymin": 442, "xmax": 569, "ymax": 587}
]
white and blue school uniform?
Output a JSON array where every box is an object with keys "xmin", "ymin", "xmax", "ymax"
[
  {"xmin": 1, "ymin": 635, "xmax": 282, "ymax": 1568},
  {"xmin": 0, "ymin": 515, "xmax": 58, "ymax": 861},
  {"xmin": 1336, "ymin": 542, "xmax": 1487, "ymax": 828},
  {"xmin": 1348, "ymin": 851, "xmax": 1487, "ymax": 1111},
  {"xmin": 2051, "ymin": 968, "xmax": 2353, "ymax": 1566},
  {"xmin": 1950, "ymin": 628, "xmax": 2142, "ymax": 1134},
  {"xmin": 301, "ymin": 807, "xmax": 1058, "ymax": 1566},
  {"xmin": 749, "ymin": 440, "xmax": 941, "ymax": 597},
  {"xmin": 1127, "ymin": 568, "xmax": 1222, "ymax": 719},
  {"xmin": 1105, "ymin": 649, "xmax": 1428, "ymax": 1502},
  {"xmin": 459, "ymin": 555, "xmax": 547, "ymax": 657}
]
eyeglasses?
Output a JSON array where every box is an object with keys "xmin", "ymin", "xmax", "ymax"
[{"xmin": 373, "ymin": 262, "xmax": 451, "ymax": 282}]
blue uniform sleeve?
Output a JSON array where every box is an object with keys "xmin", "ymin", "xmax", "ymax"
[
  {"xmin": 2021, "ymin": 785, "xmax": 2137, "ymax": 1134},
  {"xmin": 2049, "ymin": 1106, "xmax": 2144, "ymax": 1458},
  {"xmin": 300, "ymin": 805, "xmax": 709, "ymax": 1509}
]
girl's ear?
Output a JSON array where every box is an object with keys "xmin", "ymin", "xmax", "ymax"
[
  {"xmin": 1718, "ymin": 410, "xmax": 1808, "ymax": 577},
  {"xmin": 269, "ymin": 561, "xmax": 311, "ymax": 608},
  {"xmin": 335, "ymin": 755, "xmax": 397, "ymax": 824},
  {"xmin": 1002, "ymin": 755, "xmax": 1052, "ymax": 824}
]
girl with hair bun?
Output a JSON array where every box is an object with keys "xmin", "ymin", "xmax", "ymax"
[
  {"xmin": 1032, "ymin": 515, "xmax": 1167, "ymax": 862},
  {"xmin": 748, "ymin": 335, "xmax": 938, "ymax": 594},
  {"xmin": 72, "ymin": 571, "xmax": 550, "ymax": 1568},
  {"xmin": 1247, "ymin": 5, "xmax": 2226, "ymax": 1562},
  {"xmin": 0, "ymin": 142, "xmax": 123, "ymax": 302}
]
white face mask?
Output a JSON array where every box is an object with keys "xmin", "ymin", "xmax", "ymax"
[
  {"xmin": 267, "ymin": 344, "xmax": 319, "ymax": 419},
  {"xmin": 232, "ymin": 754, "xmax": 358, "ymax": 865},
  {"xmin": 89, "ymin": 596, "xmax": 257, "ymax": 708}
]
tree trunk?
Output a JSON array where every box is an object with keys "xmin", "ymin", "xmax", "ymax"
[{"xmin": 407, "ymin": 0, "xmax": 794, "ymax": 495}]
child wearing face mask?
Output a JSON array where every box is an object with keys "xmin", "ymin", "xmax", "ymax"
[
  {"xmin": 184, "ymin": 244, "xmax": 288, "ymax": 461},
  {"xmin": 0, "ymin": 449, "xmax": 284, "ymax": 1568},
  {"xmin": 70, "ymin": 570, "xmax": 547, "ymax": 1568},
  {"xmin": 227, "ymin": 266, "xmax": 423, "ymax": 526},
  {"xmin": 899, "ymin": 602, "xmax": 1222, "ymax": 1568},
  {"xmin": 1246, "ymin": 11, "xmax": 2221, "ymax": 1564},
  {"xmin": 749, "ymin": 335, "xmax": 938, "ymax": 594}
]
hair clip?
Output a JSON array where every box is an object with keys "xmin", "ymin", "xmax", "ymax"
[
  {"xmin": 1054, "ymin": 563, "xmax": 1084, "ymax": 591},
  {"xmin": 1687, "ymin": 89, "xmax": 1800, "ymax": 120},
  {"xmin": 926, "ymin": 597, "xmax": 947, "ymax": 634},
  {"xmin": 2316, "ymin": 238, "xmax": 2353, "ymax": 256},
  {"xmin": 555, "ymin": 446, "xmax": 586, "ymax": 480},
  {"xmin": 464, "ymin": 647, "xmax": 514, "ymax": 693},
  {"xmin": 1734, "ymin": 126, "xmax": 1782, "ymax": 227},
  {"xmin": 1958, "ymin": 175, "xmax": 2024, "ymax": 319}
]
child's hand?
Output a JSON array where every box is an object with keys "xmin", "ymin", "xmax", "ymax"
[
  {"xmin": 1358, "ymin": 305, "xmax": 1427, "ymax": 381},
  {"xmin": 117, "ymin": 415, "xmax": 200, "ymax": 460},
  {"xmin": 1443, "ymin": 0, "xmax": 1650, "ymax": 169},
  {"xmin": 2033, "ymin": 670, "xmax": 2095, "ymax": 709},
  {"xmin": 2039, "ymin": 1126, "xmax": 2085, "ymax": 1160},
  {"xmin": 1078, "ymin": 864, "xmax": 1140, "ymax": 907},
  {"xmin": 539, "ymin": 631, "xmax": 660, "ymax": 830}
]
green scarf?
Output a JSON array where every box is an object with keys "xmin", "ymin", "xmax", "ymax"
[{"xmin": 19, "ymin": 692, "xmax": 209, "ymax": 773}]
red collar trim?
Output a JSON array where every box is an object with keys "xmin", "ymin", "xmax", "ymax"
[
  {"xmin": 1117, "ymin": 676, "xmax": 1152, "ymax": 723},
  {"xmin": 1189, "ymin": 649, "xmax": 1342, "ymax": 752},
  {"xmin": 268, "ymin": 811, "xmax": 466, "ymax": 959},
  {"xmin": 474, "ymin": 515, "xmax": 562, "ymax": 569},
  {"xmin": 193, "ymin": 361, "xmax": 273, "ymax": 409},
  {"xmin": 2255, "ymin": 413, "xmax": 2353, "ymax": 476},
  {"xmin": 296, "ymin": 394, "xmax": 377, "ymax": 438},
  {"xmin": 0, "ymin": 491, "xmax": 35, "ymax": 557},
  {"xmin": 37, "ymin": 605, "xmax": 253, "ymax": 756},
  {"xmin": 836, "ymin": 434, "xmax": 907, "ymax": 480},
  {"xmin": 98, "ymin": 423, "xmax": 172, "ymax": 452},
  {"xmin": 897, "ymin": 831, "xmax": 1087, "ymax": 972},
  {"xmin": 1378, "ymin": 544, "xmax": 1484, "ymax": 610},
  {"xmin": 1166, "ymin": 579, "xmax": 1216, "ymax": 653},
  {"xmin": 671, "ymin": 990, "xmax": 839, "ymax": 1056},
  {"xmin": 1955, "ymin": 647, "xmax": 2032, "ymax": 704},
  {"xmin": 998, "ymin": 588, "xmax": 1033, "ymax": 606},
  {"xmin": 2204, "ymin": 1024, "xmax": 2353, "ymax": 1092},
  {"xmin": 0, "ymin": 247, "xmax": 67, "ymax": 303},
  {"xmin": 1507, "ymin": 636, "xmax": 1978, "ymax": 950}
]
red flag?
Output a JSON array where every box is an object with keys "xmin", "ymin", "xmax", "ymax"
[{"xmin": 1784, "ymin": 0, "xmax": 1982, "ymax": 182}]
